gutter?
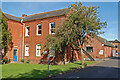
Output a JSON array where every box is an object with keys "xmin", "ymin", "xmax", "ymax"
[{"xmin": 21, "ymin": 19, "xmax": 25, "ymax": 59}]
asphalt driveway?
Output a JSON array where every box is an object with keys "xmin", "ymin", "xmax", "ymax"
[{"xmin": 50, "ymin": 56, "xmax": 120, "ymax": 79}]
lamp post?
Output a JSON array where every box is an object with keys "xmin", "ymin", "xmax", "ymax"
[{"xmin": 48, "ymin": 53, "xmax": 50, "ymax": 74}]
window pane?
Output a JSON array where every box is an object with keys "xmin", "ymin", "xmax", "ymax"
[
  {"xmin": 25, "ymin": 45, "xmax": 29, "ymax": 56},
  {"xmin": 50, "ymin": 22, "xmax": 55, "ymax": 34},
  {"xmin": 38, "ymin": 25, "xmax": 41, "ymax": 29},
  {"xmin": 36, "ymin": 44, "xmax": 41, "ymax": 56},
  {"xmin": 49, "ymin": 47, "xmax": 55, "ymax": 57},
  {"xmin": 38, "ymin": 30, "xmax": 41, "ymax": 34},
  {"xmin": 26, "ymin": 26, "xmax": 30, "ymax": 36},
  {"xmin": 37, "ymin": 24, "xmax": 42, "ymax": 35},
  {"xmin": 86, "ymin": 47, "xmax": 93, "ymax": 52},
  {"xmin": 51, "ymin": 23, "xmax": 55, "ymax": 28}
]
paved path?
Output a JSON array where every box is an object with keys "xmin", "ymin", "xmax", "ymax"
[{"xmin": 50, "ymin": 56, "xmax": 120, "ymax": 79}]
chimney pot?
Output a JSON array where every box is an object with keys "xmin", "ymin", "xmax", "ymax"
[{"xmin": 22, "ymin": 14, "xmax": 27, "ymax": 17}]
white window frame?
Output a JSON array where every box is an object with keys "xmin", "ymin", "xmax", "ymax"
[
  {"xmin": 25, "ymin": 44, "xmax": 29, "ymax": 56},
  {"xmin": 105, "ymin": 47, "xmax": 106, "ymax": 52},
  {"xmin": 49, "ymin": 47, "xmax": 55, "ymax": 57},
  {"xmin": 36, "ymin": 24, "xmax": 42, "ymax": 35},
  {"xmin": 36, "ymin": 44, "xmax": 41, "ymax": 57},
  {"xmin": 25, "ymin": 26, "xmax": 30, "ymax": 36},
  {"xmin": 49, "ymin": 22, "xmax": 55, "ymax": 34}
]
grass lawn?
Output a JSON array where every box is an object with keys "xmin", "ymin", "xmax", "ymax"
[{"xmin": 1, "ymin": 61, "xmax": 96, "ymax": 80}]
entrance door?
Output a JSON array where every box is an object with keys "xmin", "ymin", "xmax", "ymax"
[{"xmin": 13, "ymin": 49, "xmax": 18, "ymax": 61}]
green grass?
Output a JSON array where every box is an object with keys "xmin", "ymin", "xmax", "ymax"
[{"xmin": 1, "ymin": 61, "xmax": 96, "ymax": 79}]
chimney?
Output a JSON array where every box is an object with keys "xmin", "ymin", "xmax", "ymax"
[{"xmin": 22, "ymin": 14, "xmax": 27, "ymax": 17}]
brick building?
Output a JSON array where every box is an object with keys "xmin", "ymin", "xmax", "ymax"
[
  {"xmin": 109, "ymin": 39, "xmax": 120, "ymax": 55},
  {"xmin": 3, "ymin": 8, "xmax": 115, "ymax": 64}
]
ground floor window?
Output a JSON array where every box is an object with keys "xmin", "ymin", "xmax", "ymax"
[
  {"xmin": 36, "ymin": 44, "xmax": 41, "ymax": 56},
  {"xmin": 49, "ymin": 47, "xmax": 55, "ymax": 57},
  {"xmin": 25, "ymin": 44, "xmax": 29, "ymax": 56},
  {"xmin": 86, "ymin": 47, "xmax": 93, "ymax": 52}
]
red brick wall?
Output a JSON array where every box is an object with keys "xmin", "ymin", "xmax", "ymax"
[
  {"xmin": 112, "ymin": 43, "xmax": 120, "ymax": 54},
  {"xmin": 82, "ymin": 37, "xmax": 113, "ymax": 59},
  {"xmin": 23, "ymin": 15, "xmax": 66, "ymax": 63},
  {"xmin": 7, "ymin": 14, "xmax": 114, "ymax": 64},
  {"xmin": 7, "ymin": 20, "xmax": 23, "ymax": 61}
]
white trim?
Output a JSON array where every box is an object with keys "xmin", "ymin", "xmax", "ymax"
[
  {"xmin": 36, "ymin": 24, "xmax": 42, "ymax": 36},
  {"xmin": 49, "ymin": 22, "xmax": 55, "ymax": 34},
  {"xmin": 49, "ymin": 47, "xmax": 55, "ymax": 57},
  {"xmin": 36, "ymin": 44, "xmax": 41, "ymax": 57},
  {"xmin": 25, "ymin": 44, "xmax": 29, "ymax": 56},
  {"xmin": 25, "ymin": 26, "xmax": 30, "ymax": 37},
  {"xmin": 102, "ymin": 44, "xmax": 104, "ymax": 46}
]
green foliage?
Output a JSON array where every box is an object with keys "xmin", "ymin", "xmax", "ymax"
[
  {"xmin": 44, "ymin": 2, "xmax": 107, "ymax": 64},
  {"xmin": 0, "ymin": 9, "xmax": 12, "ymax": 57},
  {"xmin": 26, "ymin": 60, "xmax": 30, "ymax": 63},
  {"xmin": 4, "ymin": 58, "xmax": 10, "ymax": 64},
  {"xmin": 21, "ymin": 59, "xmax": 24, "ymax": 63}
]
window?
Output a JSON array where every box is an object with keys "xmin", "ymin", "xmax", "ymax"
[
  {"xmin": 49, "ymin": 22, "xmax": 55, "ymax": 34},
  {"xmin": 115, "ymin": 45, "xmax": 118, "ymax": 48},
  {"xmin": 25, "ymin": 44, "xmax": 29, "ymax": 56},
  {"xmin": 86, "ymin": 47, "xmax": 93, "ymax": 52},
  {"xmin": 49, "ymin": 47, "xmax": 55, "ymax": 57},
  {"xmin": 25, "ymin": 26, "xmax": 30, "ymax": 36},
  {"xmin": 37, "ymin": 24, "xmax": 42, "ymax": 35},
  {"xmin": 36, "ymin": 44, "xmax": 41, "ymax": 56},
  {"xmin": 105, "ymin": 47, "xmax": 106, "ymax": 52}
]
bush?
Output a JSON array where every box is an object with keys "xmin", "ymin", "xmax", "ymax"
[
  {"xmin": 8, "ymin": 59, "xmax": 10, "ymax": 63},
  {"xmin": 26, "ymin": 60, "xmax": 30, "ymax": 63},
  {"xmin": 5, "ymin": 58, "xmax": 9, "ymax": 64},
  {"xmin": 2, "ymin": 57, "xmax": 10, "ymax": 64},
  {"xmin": 21, "ymin": 59, "xmax": 24, "ymax": 63},
  {"xmin": 83, "ymin": 63, "xmax": 87, "ymax": 67}
]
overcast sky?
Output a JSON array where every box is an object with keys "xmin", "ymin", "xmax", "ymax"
[{"xmin": 1, "ymin": 1, "xmax": 119, "ymax": 41}]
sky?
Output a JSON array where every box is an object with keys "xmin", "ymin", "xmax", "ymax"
[{"xmin": 1, "ymin": 1, "xmax": 119, "ymax": 41}]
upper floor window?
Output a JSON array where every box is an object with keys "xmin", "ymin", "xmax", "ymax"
[
  {"xmin": 49, "ymin": 22, "xmax": 55, "ymax": 34},
  {"xmin": 25, "ymin": 26, "xmax": 30, "ymax": 36},
  {"xmin": 37, "ymin": 24, "xmax": 42, "ymax": 35},
  {"xmin": 86, "ymin": 47, "xmax": 93, "ymax": 52},
  {"xmin": 105, "ymin": 47, "xmax": 106, "ymax": 52},
  {"xmin": 115, "ymin": 45, "xmax": 118, "ymax": 48},
  {"xmin": 36, "ymin": 44, "xmax": 41, "ymax": 56}
]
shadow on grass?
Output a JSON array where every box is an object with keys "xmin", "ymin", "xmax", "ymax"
[{"xmin": 2, "ymin": 69, "xmax": 63, "ymax": 80}]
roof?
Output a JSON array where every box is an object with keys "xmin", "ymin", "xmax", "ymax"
[
  {"xmin": 109, "ymin": 39, "xmax": 120, "ymax": 43},
  {"xmin": 4, "ymin": 13, "xmax": 22, "ymax": 22},
  {"xmin": 23, "ymin": 8, "xmax": 69, "ymax": 22},
  {"xmin": 96, "ymin": 36, "xmax": 114, "ymax": 47},
  {"xmin": 3, "ymin": 8, "xmax": 70, "ymax": 22}
]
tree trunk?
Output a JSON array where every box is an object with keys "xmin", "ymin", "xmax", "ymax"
[
  {"xmin": 3, "ymin": 48, "xmax": 7, "ymax": 57},
  {"xmin": 64, "ymin": 47, "xmax": 67, "ymax": 64},
  {"xmin": 71, "ymin": 50, "xmax": 74, "ymax": 63},
  {"xmin": 81, "ymin": 46, "xmax": 84, "ymax": 65}
]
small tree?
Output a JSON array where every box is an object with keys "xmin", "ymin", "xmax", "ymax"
[{"xmin": 0, "ymin": 9, "xmax": 12, "ymax": 57}]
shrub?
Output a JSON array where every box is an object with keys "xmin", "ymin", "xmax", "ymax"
[
  {"xmin": 2, "ymin": 57, "xmax": 10, "ymax": 64},
  {"xmin": 8, "ymin": 59, "xmax": 10, "ymax": 63},
  {"xmin": 26, "ymin": 60, "xmax": 30, "ymax": 63},
  {"xmin": 5, "ymin": 58, "xmax": 9, "ymax": 64},
  {"xmin": 21, "ymin": 59, "xmax": 24, "ymax": 63},
  {"xmin": 83, "ymin": 63, "xmax": 87, "ymax": 67}
]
